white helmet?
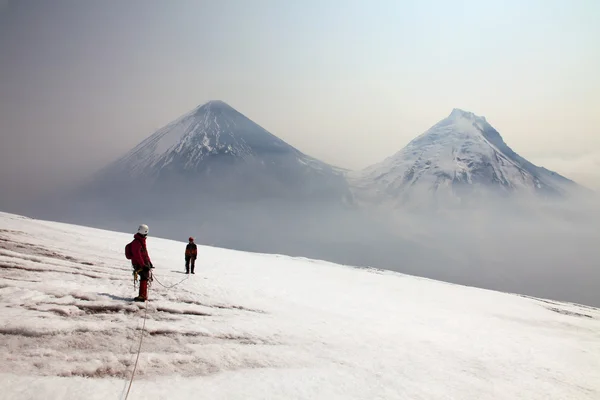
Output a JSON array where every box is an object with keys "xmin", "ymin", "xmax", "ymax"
[{"xmin": 137, "ymin": 224, "xmax": 149, "ymax": 235}]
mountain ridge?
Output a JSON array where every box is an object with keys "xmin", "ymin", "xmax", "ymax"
[{"xmin": 350, "ymin": 108, "xmax": 581, "ymax": 208}]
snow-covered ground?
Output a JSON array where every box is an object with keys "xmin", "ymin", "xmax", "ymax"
[{"xmin": 1, "ymin": 211, "xmax": 599, "ymax": 400}]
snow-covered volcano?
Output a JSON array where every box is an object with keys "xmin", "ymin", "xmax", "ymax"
[
  {"xmin": 111, "ymin": 101, "xmax": 330, "ymax": 178},
  {"xmin": 52, "ymin": 100, "xmax": 352, "ymax": 248},
  {"xmin": 96, "ymin": 100, "xmax": 349, "ymax": 201},
  {"xmin": 351, "ymin": 109, "xmax": 580, "ymax": 208}
]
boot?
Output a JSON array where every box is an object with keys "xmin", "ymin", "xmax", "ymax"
[{"xmin": 134, "ymin": 280, "xmax": 148, "ymax": 302}]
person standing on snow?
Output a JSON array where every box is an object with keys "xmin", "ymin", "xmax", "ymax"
[
  {"xmin": 131, "ymin": 224, "xmax": 154, "ymax": 301},
  {"xmin": 185, "ymin": 237, "xmax": 197, "ymax": 274}
]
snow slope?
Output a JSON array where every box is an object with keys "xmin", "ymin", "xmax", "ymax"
[
  {"xmin": 1, "ymin": 211, "xmax": 599, "ymax": 400},
  {"xmin": 351, "ymin": 109, "xmax": 580, "ymax": 208}
]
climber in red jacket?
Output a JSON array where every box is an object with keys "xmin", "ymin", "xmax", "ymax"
[{"xmin": 131, "ymin": 224, "xmax": 153, "ymax": 302}]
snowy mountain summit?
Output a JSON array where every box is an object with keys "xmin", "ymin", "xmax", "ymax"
[
  {"xmin": 91, "ymin": 100, "xmax": 349, "ymax": 202},
  {"xmin": 352, "ymin": 108, "xmax": 579, "ymax": 208},
  {"xmin": 112, "ymin": 100, "xmax": 332, "ymax": 178}
]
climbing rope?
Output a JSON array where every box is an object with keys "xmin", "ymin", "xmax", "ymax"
[
  {"xmin": 152, "ymin": 273, "xmax": 189, "ymax": 290},
  {"xmin": 122, "ymin": 270, "xmax": 189, "ymax": 399},
  {"xmin": 124, "ymin": 300, "xmax": 149, "ymax": 400}
]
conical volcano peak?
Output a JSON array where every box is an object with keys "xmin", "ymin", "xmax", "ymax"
[
  {"xmin": 91, "ymin": 99, "xmax": 350, "ymax": 203},
  {"xmin": 205, "ymin": 99, "xmax": 232, "ymax": 109},
  {"xmin": 448, "ymin": 108, "xmax": 486, "ymax": 122},
  {"xmin": 354, "ymin": 108, "xmax": 579, "ymax": 207},
  {"xmin": 194, "ymin": 100, "xmax": 237, "ymax": 114},
  {"xmin": 206, "ymin": 99, "xmax": 228, "ymax": 106},
  {"xmin": 110, "ymin": 98, "xmax": 340, "ymax": 179}
]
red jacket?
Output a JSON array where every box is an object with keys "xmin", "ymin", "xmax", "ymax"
[{"xmin": 131, "ymin": 233, "xmax": 152, "ymax": 267}]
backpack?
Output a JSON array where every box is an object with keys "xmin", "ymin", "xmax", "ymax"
[{"xmin": 125, "ymin": 241, "xmax": 134, "ymax": 260}]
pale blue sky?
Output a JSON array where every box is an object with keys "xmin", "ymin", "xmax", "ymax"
[{"xmin": 0, "ymin": 0, "xmax": 599, "ymax": 207}]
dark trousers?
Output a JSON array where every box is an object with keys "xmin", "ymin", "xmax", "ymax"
[
  {"xmin": 135, "ymin": 265, "xmax": 151, "ymax": 281},
  {"xmin": 185, "ymin": 256, "xmax": 196, "ymax": 273}
]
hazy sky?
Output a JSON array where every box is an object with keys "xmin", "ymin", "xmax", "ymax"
[{"xmin": 1, "ymin": 0, "xmax": 599, "ymax": 210}]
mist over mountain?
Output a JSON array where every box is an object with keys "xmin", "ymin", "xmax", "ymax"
[
  {"xmin": 42, "ymin": 100, "xmax": 352, "ymax": 234},
  {"xmin": 87, "ymin": 100, "xmax": 350, "ymax": 203},
  {"xmin": 30, "ymin": 102, "xmax": 600, "ymax": 306}
]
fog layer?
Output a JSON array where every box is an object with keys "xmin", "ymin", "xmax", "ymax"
[{"xmin": 31, "ymin": 179, "xmax": 600, "ymax": 308}]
